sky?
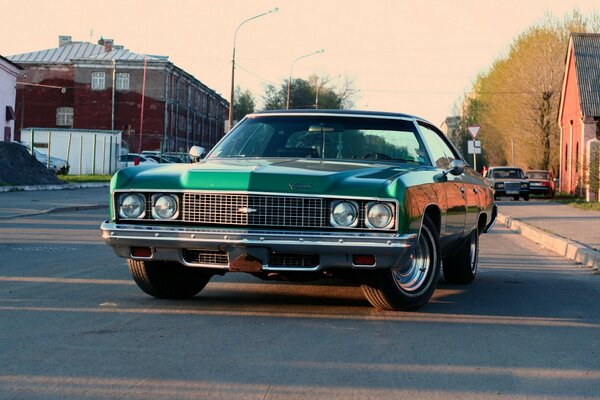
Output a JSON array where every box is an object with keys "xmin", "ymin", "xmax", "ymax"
[{"xmin": 1, "ymin": 0, "xmax": 599, "ymax": 126}]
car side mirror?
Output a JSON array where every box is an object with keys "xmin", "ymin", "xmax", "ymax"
[
  {"xmin": 448, "ymin": 159, "xmax": 465, "ymax": 176},
  {"xmin": 434, "ymin": 159, "xmax": 466, "ymax": 182},
  {"xmin": 189, "ymin": 146, "xmax": 205, "ymax": 162}
]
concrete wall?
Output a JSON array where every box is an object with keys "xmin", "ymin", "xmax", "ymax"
[{"xmin": 0, "ymin": 58, "xmax": 21, "ymax": 141}]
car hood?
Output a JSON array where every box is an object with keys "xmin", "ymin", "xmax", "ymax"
[{"xmin": 112, "ymin": 158, "xmax": 420, "ymax": 198}]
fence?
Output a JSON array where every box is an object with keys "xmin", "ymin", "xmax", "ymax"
[{"xmin": 20, "ymin": 128, "xmax": 123, "ymax": 175}]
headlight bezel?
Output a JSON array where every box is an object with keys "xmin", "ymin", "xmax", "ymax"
[
  {"xmin": 365, "ymin": 202, "xmax": 395, "ymax": 229},
  {"xmin": 330, "ymin": 200, "xmax": 359, "ymax": 228},
  {"xmin": 118, "ymin": 193, "xmax": 146, "ymax": 219},
  {"xmin": 151, "ymin": 194, "xmax": 179, "ymax": 220}
]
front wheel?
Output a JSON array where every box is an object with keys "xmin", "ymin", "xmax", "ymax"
[
  {"xmin": 443, "ymin": 228, "xmax": 479, "ymax": 284},
  {"xmin": 128, "ymin": 260, "xmax": 212, "ymax": 299},
  {"xmin": 361, "ymin": 216, "xmax": 441, "ymax": 311}
]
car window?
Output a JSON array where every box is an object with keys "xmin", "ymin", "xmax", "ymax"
[
  {"xmin": 209, "ymin": 116, "xmax": 430, "ymax": 164},
  {"xmin": 527, "ymin": 171, "xmax": 549, "ymax": 179},
  {"xmin": 418, "ymin": 123, "xmax": 457, "ymax": 169},
  {"xmin": 492, "ymin": 169, "xmax": 524, "ymax": 179}
]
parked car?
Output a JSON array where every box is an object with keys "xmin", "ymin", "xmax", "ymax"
[
  {"xmin": 526, "ymin": 169, "xmax": 555, "ymax": 198},
  {"xmin": 16, "ymin": 142, "xmax": 70, "ymax": 174},
  {"xmin": 116, "ymin": 153, "xmax": 158, "ymax": 169},
  {"xmin": 485, "ymin": 166, "xmax": 530, "ymax": 201},
  {"xmin": 142, "ymin": 154, "xmax": 173, "ymax": 164},
  {"xmin": 101, "ymin": 110, "xmax": 497, "ymax": 311}
]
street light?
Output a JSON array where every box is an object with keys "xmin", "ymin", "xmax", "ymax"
[
  {"xmin": 286, "ymin": 49, "xmax": 324, "ymax": 109},
  {"xmin": 228, "ymin": 7, "xmax": 279, "ymax": 129}
]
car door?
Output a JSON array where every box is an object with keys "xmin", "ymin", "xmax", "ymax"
[{"xmin": 418, "ymin": 123, "xmax": 466, "ymax": 245}]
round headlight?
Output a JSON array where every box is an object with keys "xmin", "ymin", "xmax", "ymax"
[
  {"xmin": 119, "ymin": 194, "xmax": 145, "ymax": 219},
  {"xmin": 331, "ymin": 201, "xmax": 358, "ymax": 227},
  {"xmin": 366, "ymin": 203, "xmax": 393, "ymax": 229},
  {"xmin": 152, "ymin": 194, "xmax": 178, "ymax": 220}
]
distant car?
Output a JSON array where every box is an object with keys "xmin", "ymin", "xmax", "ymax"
[
  {"xmin": 526, "ymin": 170, "xmax": 555, "ymax": 198},
  {"xmin": 101, "ymin": 109, "xmax": 497, "ymax": 311},
  {"xmin": 116, "ymin": 153, "xmax": 158, "ymax": 169},
  {"xmin": 485, "ymin": 166, "xmax": 530, "ymax": 201},
  {"xmin": 16, "ymin": 142, "xmax": 70, "ymax": 175},
  {"xmin": 143, "ymin": 154, "xmax": 173, "ymax": 164},
  {"xmin": 164, "ymin": 152, "xmax": 192, "ymax": 163}
]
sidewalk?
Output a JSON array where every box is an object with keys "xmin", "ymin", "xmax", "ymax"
[
  {"xmin": 0, "ymin": 183, "xmax": 109, "ymax": 219},
  {"xmin": 497, "ymin": 200, "xmax": 600, "ymax": 272}
]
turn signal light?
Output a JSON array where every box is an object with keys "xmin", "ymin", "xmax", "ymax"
[
  {"xmin": 131, "ymin": 247, "xmax": 152, "ymax": 258},
  {"xmin": 353, "ymin": 254, "xmax": 375, "ymax": 266}
]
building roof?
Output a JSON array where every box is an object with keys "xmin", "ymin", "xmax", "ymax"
[
  {"xmin": 7, "ymin": 41, "xmax": 164, "ymax": 64},
  {"xmin": 572, "ymin": 33, "xmax": 600, "ymax": 117},
  {"xmin": 0, "ymin": 54, "xmax": 23, "ymax": 71}
]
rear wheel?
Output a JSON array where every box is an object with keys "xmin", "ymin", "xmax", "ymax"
[
  {"xmin": 361, "ymin": 215, "xmax": 440, "ymax": 311},
  {"xmin": 513, "ymin": 195, "xmax": 520, "ymax": 201},
  {"xmin": 443, "ymin": 228, "xmax": 479, "ymax": 284},
  {"xmin": 524, "ymin": 194, "xmax": 530, "ymax": 201},
  {"xmin": 128, "ymin": 259, "xmax": 212, "ymax": 299}
]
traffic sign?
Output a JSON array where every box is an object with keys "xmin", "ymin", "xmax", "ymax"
[
  {"xmin": 467, "ymin": 140, "xmax": 481, "ymax": 154},
  {"xmin": 468, "ymin": 125, "xmax": 480, "ymax": 139}
]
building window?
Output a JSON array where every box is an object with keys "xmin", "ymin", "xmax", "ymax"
[
  {"xmin": 91, "ymin": 72, "xmax": 106, "ymax": 90},
  {"xmin": 116, "ymin": 73, "xmax": 130, "ymax": 90},
  {"xmin": 56, "ymin": 107, "xmax": 74, "ymax": 127}
]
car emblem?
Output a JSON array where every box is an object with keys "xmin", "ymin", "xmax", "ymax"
[
  {"xmin": 237, "ymin": 207, "xmax": 257, "ymax": 214},
  {"xmin": 289, "ymin": 183, "xmax": 312, "ymax": 190}
]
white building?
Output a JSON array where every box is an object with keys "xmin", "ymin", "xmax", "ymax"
[{"xmin": 0, "ymin": 55, "xmax": 22, "ymax": 141}]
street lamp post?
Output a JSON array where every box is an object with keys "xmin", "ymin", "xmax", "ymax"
[
  {"xmin": 228, "ymin": 7, "xmax": 278, "ymax": 130},
  {"xmin": 286, "ymin": 49, "xmax": 324, "ymax": 110}
]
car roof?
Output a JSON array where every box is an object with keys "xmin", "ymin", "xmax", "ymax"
[
  {"xmin": 489, "ymin": 166, "xmax": 523, "ymax": 170},
  {"xmin": 248, "ymin": 109, "xmax": 431, "ymax": 124}
]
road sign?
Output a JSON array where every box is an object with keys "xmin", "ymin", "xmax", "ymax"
[
  {"xmin": 468, "ymin": 125, "xmax": 480, "ymax": 139},
  {"xmin": 467, "ymin": 140, "xmax": 481, "ymax": 154}
]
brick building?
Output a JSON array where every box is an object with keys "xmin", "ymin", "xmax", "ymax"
[
  {"xmin": 8, "ymin": 36, "xmax": 229, "ymax": 153},
  {"xmin": 558, "ymin": 33, "xmax": 600, "ymax": 199}
]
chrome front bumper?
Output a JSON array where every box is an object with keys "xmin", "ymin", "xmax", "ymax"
[{"xmin": 100, "ymin": 221, "xmax": 417, "ymax": 272}]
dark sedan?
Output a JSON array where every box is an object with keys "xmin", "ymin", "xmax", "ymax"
[{"xmin": 485, "ymin": 166, "xmax": 530, "ymax": 201}]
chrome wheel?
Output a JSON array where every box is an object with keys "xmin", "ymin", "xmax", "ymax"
[
  {"xmin": 443, "ymin": 228, "xmax": 479, "ymax": 284},
  {"xmin": 392, "ymin": 229, "xmax": 432, "ymax": 295},
  {"xmin": 469, "ymin": 231, "xmax": 478, "ymax": 275},
  {"xmin": 361, "ymin": 215, "xmax": 441, "ymax": 311}
]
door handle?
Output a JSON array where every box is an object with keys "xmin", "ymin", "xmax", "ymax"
[{"xmin": 473, "ymin": 188, "xmax": 479, "ymax": 194}]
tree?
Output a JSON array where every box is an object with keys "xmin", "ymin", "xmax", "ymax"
[
  {"xmin": 261, "ymin": 74, "xmax": 357, "ymax": 110},
  {"xmin": 456, "ymin": 10, "xmax": 600, "ymax": 175},
  {"xmin": 233, "ymin": 86, "xmax": 255, "ymax": 121}
]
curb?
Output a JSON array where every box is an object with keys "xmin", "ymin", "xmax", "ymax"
[
  {"xmin": 0, "ymin": 182, "xmax": 109, "ymax": 193},
  {"xmin": 497, "ymin": 212, "xmax": 600, "ymax": 272},
  {"xmin": 0, "ymin": 204, "xmax": 108, "ymax": 220}
]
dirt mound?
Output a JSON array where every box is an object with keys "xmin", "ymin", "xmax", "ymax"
[{"xmin": 0, "ymin": 142, "xmax": 65, "ymax": 186}]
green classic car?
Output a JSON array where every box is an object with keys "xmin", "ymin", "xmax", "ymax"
[{"xmin": 101, "ymin": 110, "xmax": 497, "ymax": 311}]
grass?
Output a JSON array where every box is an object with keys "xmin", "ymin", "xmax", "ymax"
[
  {"xmin": 58, "ymin": 174, "xmax": 112, "ymax": 183},
  {"xmin": 554, "ymin": 193, "xmax": 600, "ymax": 211}
]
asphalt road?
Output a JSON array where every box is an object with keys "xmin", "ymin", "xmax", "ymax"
[{"xmin": 0, "ymin": 208, "xmax": 598, "ymax": 400}]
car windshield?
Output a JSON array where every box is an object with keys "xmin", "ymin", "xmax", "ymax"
[
  {"xmin": 527, "ymin": 171, "xmax": 549, "ymax": 180},
  {"xmin": 208, "ymin": 115, "xmax": 430, "ymax": 165},
  {"xmin": 491, "ymin": 169, "xmax": 525, "ymax": 179}
]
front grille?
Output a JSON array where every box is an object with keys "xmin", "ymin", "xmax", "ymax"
[
  {"xmin": 269, "ymin": 253, "xmax": 320, "ymax": 268},
  {"xmin": 181, "ymin": 193, "xmax": 326, "ymax": 228},
  {"xmin": 504, "ymin": 182, "xmax": 521, "ymax": 190},
  {"xmin": 183, "ymin": 249, "xmax": 228, "ymax": 265}
]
